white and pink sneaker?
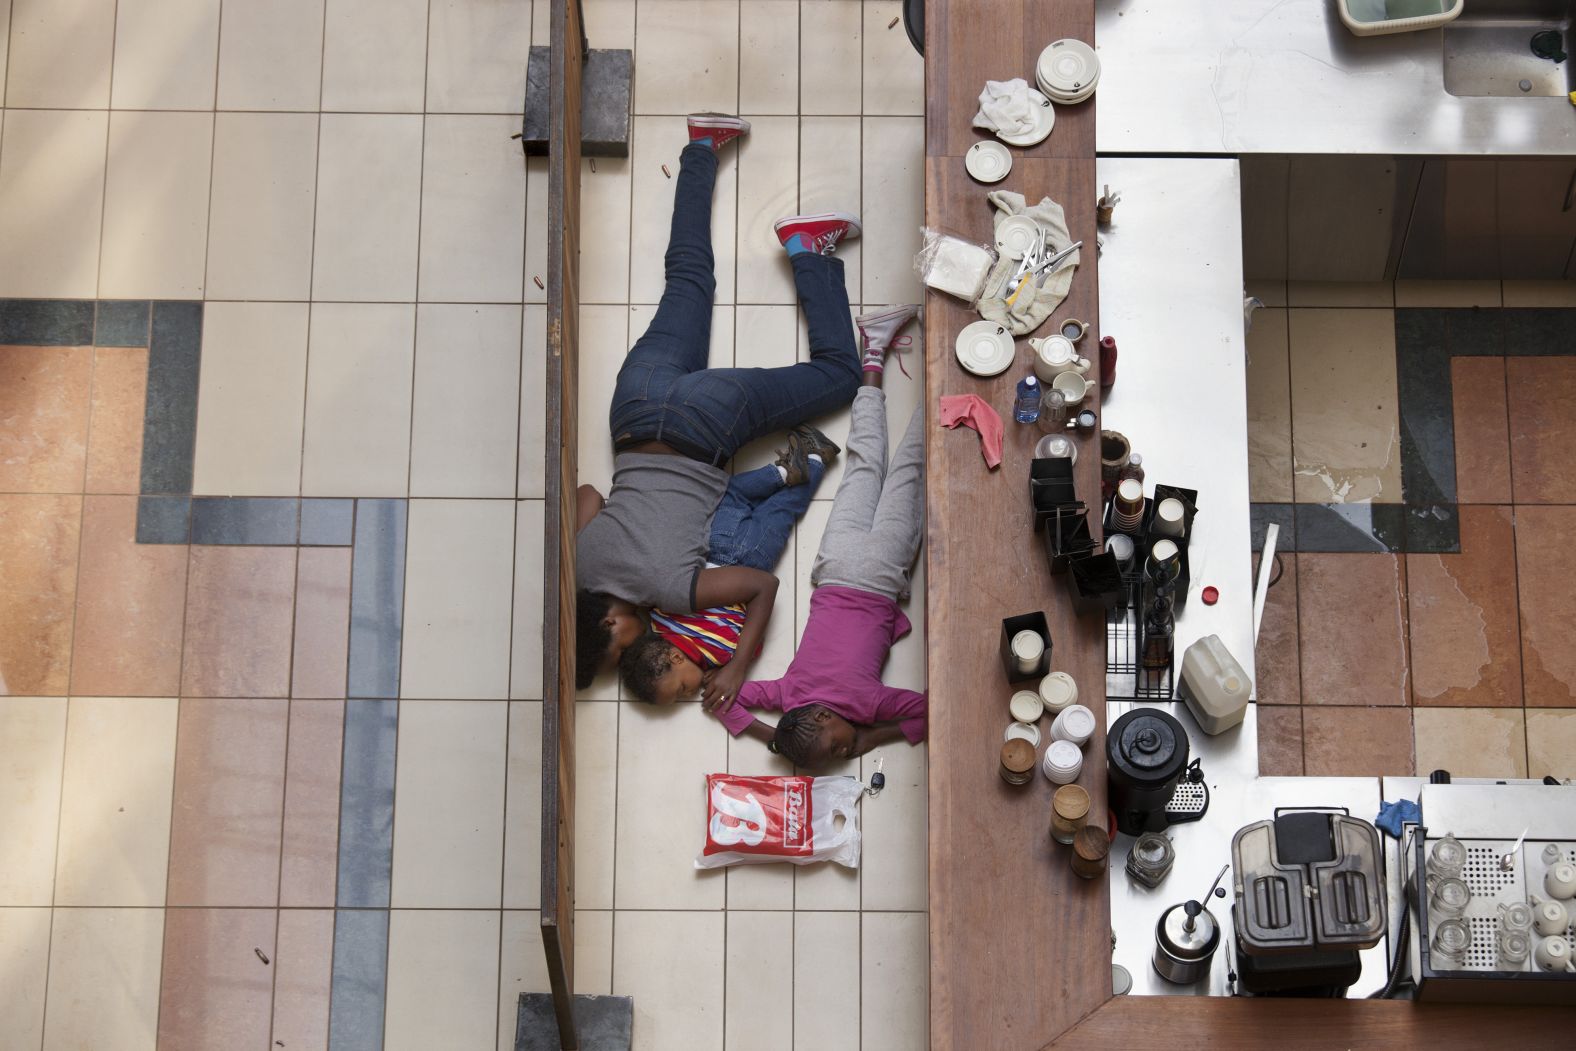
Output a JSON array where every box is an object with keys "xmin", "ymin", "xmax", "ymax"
[
  {"xmin": 856, "ymin": 304, "xmax": 921, "ymax": 375},
  {"xmin": 687, "ymin": 113, "xmax": 750, "ymax": 151},
  {"xmin": 773, "ymin": 212, "xmax": 862, "ymax": 256}
]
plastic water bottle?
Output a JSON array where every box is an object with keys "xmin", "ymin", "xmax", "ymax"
[{"xmin": 1014, "ymin": 374, "xmax": 1041, "ymax": 423}]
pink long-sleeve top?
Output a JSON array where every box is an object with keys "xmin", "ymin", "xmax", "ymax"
[{"xmin": 716, "ymin": 585, "xmax": 928, "ymax": 743}]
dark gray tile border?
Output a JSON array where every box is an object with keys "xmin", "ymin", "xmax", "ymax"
[
  {"xmin": 1502, "ymin": 307, "xmax": 1576, "ymax": 354},
  {"xmin": 1404, "ymin": 503, "xmax": 1462, "ymax": 555},
  {"xmin": 301, "ymin": 498, "xmax": 356, "ymax": 546},
  {"xmin": 94, "ymin": 300, "xmax": 151, "ymax": 347},
  {"xmin": 328, "ymin": 908, "xmax": 389, "ymax": 1051},
  {"xmin": 0, "ymin": 299, "xmax": 94, "ymax": 345},
  {"xmin": 139, "ymin": 301, "xmax": 203, "ymax": 495},
  {"xmin": 190, "ymin": 497, "xmax": 300, "ymax": 545},
  {"xmin": 1250, "ymin": 502, "xmax": 1297, "ymax": 553},
  {"xmin": 135, "ymin": 496, "xmax": 192, "ymax": 544},
  {"xmin": 348, "ymin": 499, "xmax": 406, "ymax": 699},
  {"xmin": 516, "ymin": 993, "xmax": 635, "ymax": 1051},
  {"xmin": 1396, "ymin": 337, "xmax": 1454, "ymax": 506},
  {"xmin": 336, "ymin": 699, "xmax": 398, "ymax": 908},
  {"xmin": 1294, "ymin": 502, "xmax": 1406, "ymax": 553}
]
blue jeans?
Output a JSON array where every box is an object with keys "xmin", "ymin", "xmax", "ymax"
[
  {"xmin": 608, "ymin": 143, "xmax": 861, "ymax": 465},
  {"xmin": 709, "ymin": 460, "xmax": 826, "ymax": 572}
]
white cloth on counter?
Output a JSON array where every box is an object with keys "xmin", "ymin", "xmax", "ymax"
[
  {"xmin": 977, "ymin": 191, "xmax": 1079, "ymax": 336},
  {"xmin": 972, "ymin": 78, "xmax": 1036, "ymax": 136}
]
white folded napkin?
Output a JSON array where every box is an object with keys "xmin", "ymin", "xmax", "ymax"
[{"xmin": 972, "ymin": 78, "xmax": 1036, "ymax": 136}]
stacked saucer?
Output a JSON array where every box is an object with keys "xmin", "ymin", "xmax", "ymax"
[{"xmin": 1036, "ymin": 39, "xmax": 1100, "ymax": 105}]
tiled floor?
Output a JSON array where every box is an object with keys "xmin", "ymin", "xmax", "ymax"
[
  {"xmin": 0, "ymin": 3, "xmax": 928, "ymax": 1050},
  {"xmin": 1247, "ymin": 280, "xmax": 1576, "ymax": 781}
]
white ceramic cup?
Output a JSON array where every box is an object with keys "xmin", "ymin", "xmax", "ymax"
[
  {"xmin": 1041, "ymin": 739, "xmax": 1083, "ymax": 784},
  {"xmin": 1050, "ymin": 704, "xmax": 1096, "ymax": 748},
  {"xmin": 1051, "ymin": 370, "xmax": 1088, "ymax": 407},
  {"xmin": 1532, "ymin": 896, "xmax": 1570, "ymax": 937},
  {"xmin": 1534, "ymin": 934, "xmax": 1574, "ymax": 972},
  {"xmin": 1545, "ymin": 861, "xmax": 1576, "ymax": 900},
  {"xmin": 1010, "ymin": 690, "xmax": 1045, "ymax": 724}
]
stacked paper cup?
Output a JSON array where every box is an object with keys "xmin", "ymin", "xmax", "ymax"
[
  {"xmin": 1042, "ymin": 739, "xmax": 1083, "ymax": 784},
  {"xmin": 1051, "ymin": 704, "xmax": 1097, "ymax": 748}
]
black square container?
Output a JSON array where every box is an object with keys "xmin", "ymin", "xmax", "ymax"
[
  {"xmin": 1000, "ymin": 611, "xmax": 1052, "ymax": 682},
  {"xmin": 1068, "ymin": 550, "xmax": 1126, "ymax": 612}
]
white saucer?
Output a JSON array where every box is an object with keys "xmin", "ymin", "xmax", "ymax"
[
  {"xmin": 1038, "ymin": 39, "xmax": 1100, "ymax": 96},
  {"xmin": 955, "ymin": 320, "xmax": 1016, "ymax": 377},
  {"xmin": 965, "ymin": 140, "xmax": 1013, "ymax": 183},
  {"xmin": 994, "ymin": 215, "xmax": 1042, "ymax": 260},
  {"xmin": 996, "ymin": 89, "xmax": 1055, "ymax": 147}
]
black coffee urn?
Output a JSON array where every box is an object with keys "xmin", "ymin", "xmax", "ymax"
[{"xmin": 1106, "ymin": 708, "xmax": 1190, "ymax": 836}]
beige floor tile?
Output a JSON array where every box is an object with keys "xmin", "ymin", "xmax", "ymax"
[
  {"xmin": 800, "ymin": 117, "xmax": 863, "ymax": 304},
  {"xmin": 322, "ymin": 0, "xmax": 428, "ymax": 112},
  {"xmin": 6, "ymin": 0, "xmax": 116, "ymax": 107},
  {"xmin": 1287, "ymin": 308, "xmax": 1403, "ymax": 504},
  {"xmin": 54, "ymin": 697, "xmax": 177, "ymax": 906},
  {"xmin": 739, "ymin": 0, "xmax": 799, "ymax": 115},
  {"xmin": 420, "ymin": 115, "xmax": 528, "ymax": 303},
  {"xmin": 0, "ymin": 4, "xmax": 8, "ymax": 94},
  {"xmin": 519, "ymin": 306, "xmax": 548, "ymax": 498},
  {"xmin": 0, "ymin": 110, "xmax": 108, "ymax": 298},
  {"xmin": 861, "ymin": 912, "xmax": 928, "ymax": 1051},
  {"xmin": 181, "ymin": 546, "xmax": 297, "ymax": 698},
  {"xmin": 301, "ymin": 303, "xmax": 416, "ymax": 497},
  {"xmin": 385, "ymin": 910, "xmax": 501, "ymax": 1051},
  {"xmin": 1395, "ymin": 279, "xmax": 1502, "ymax": 308},
  {"xmin": 99, "ymin": 111, "xmax": 212, "ymax": 299},
  {"xmin": 313, "ymin": 114, "xmax": 424, "ymax": 302},
  {"xmin": 630, "ymin": 115, "xmax": 739, "ymax": 305},
  {"xmin": 1503, "ymin": 280, "xmax": 1576, "ymax": 307},
  {"xmin": 525, "ymin": 158, "xmax": 549, "ymax": 304},
  {"xmin": 410, "ymin": 304, "xmax": 522, "ymax": 498},
  {"xmin": 860, "ymin": 741, "xmax": 927, "ymax": 910},
  {"xmin": 795, "ymin": 911, "xmax": 860, "ymax": 1051},
  {"xmin": 497, "ymin": 910, "xmax": 613, "ymax": 1051},
  {"xmin": 502, "ymin": 700, "xmax": 543, "ymax": 908},
  {"xmin": 1246, "ymin": 307, "xmax": 1294, "ymax": 503},
  {"xmin": 206, "ymin": 113, "xmax": 319, "ymax": 301},
  {"xmin": 582, "ymin": 0, "xmax": 636, "ymax": 46},
  {"xmin": 737, "ymin": 116, "xmax": 801, "ymax": 305},
  {"xmin": 614, "ymin": 700, "xmax": 728, "ymax": 909},
  {"xmin": 613, "ymin": 911, "xmax": 724, "ymax": 1051},
  {"xmin": 401, "ymin": 499, "xmax": 516, "ymax": 699},
  {"xmin": 581, "ymin": 156, "xmax": 633, "ymax": 305},
  {"xmin": 1286, "ymin": 282, "xmax": 1393, "ymax": 308},
  {"xmin": 862, "ymin": 117, "xmax": 925, "ymax": 307},
  {"xmin": 279, "ymin": 700, "xmax": 344, "ymax": 906},
  {"xmin": 292, "ymin": 549, "xmax": 352, "ymax": 699},
  {"xmin": 1246, "ymin": 280, "xmax": 1287, "ymax": 307},
  {"xmin": 863, "ymin": 2, "xmax": 924, "ymax": 115},
  {"xmin": 216, "ymin": 0, "xmax": 326, "ymax": 110},
  {"xmin": 510, "ymin": 502, "xmax": 546, "ymax": 701},
  {"xmin": 574, "ymin": 702, "xmax": 619, "ymax": 907},
  {"xmin": 0, "ymin": 907, "xmax": 50, "ymax": 1049},
  {"xmin": 271, "ymin": 909, "xmax": 334, "ymax": 1051},
  {"xmin": 0, "ymin": 698, "xmax": 66, "ymax": 906},
  {"xmin": 1414, "ymin": 707, "xmax": 1527, "ymax": 779},
  {"xmin": 801, "ymin": 1, "xmax": 863, "ymax": 115},
  {"xmin": 575, "ymin": 305, "xmax": 630, "ymax": 496},
  {"xmin": 43, "ymin": 908, "xmax": 163, "ymax": 1051},
  {"xmin": 156, "ymin": 908, "xmax": 277, "ymax": 1049},
  {"xmin": 426, "ymin": 0, "xmax": 533, "ymax": 113},
  {"xmin": 724, "ymin": 730, "xmax": 796, "ymax": 911},
  {"xmin": 726, "ymin": 912, "xmax": 793, "ymax": 1051},
  {"xmin": 111, "ymin": 0, "xmax": 220, "ymax": 108},
  {"xmin": 633, "ymin": 1, "xmax": 738, "ymax": 114},
  {"xmin": 192, "ymin": 302, "xmax": 309, "ymax": 496},
  {"xmin": 1527, "ymin": 710, "xmax": 1576, "ymax": 779},
  {"xmin": 391, "ymin": 701, "xmax": 508, "ymax": 907}
]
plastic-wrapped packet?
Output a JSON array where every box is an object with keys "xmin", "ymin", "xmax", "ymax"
[
  {"xmin": 695, "ymin": 773, "xmax": 863, "ymax": 870},
  {"xmin": 914, "ymin": 227, "xmax": 998, "ymax": 304}
]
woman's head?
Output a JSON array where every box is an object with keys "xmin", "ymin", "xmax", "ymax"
[
  {"xmin": 769, "ymin": 704, "xmax": 857, "ymax": 768},
  {"xmin": 575, "ymin": 591, "xmax": 645, "ymax": 689}
]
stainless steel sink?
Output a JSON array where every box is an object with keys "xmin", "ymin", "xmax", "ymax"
[{"xmin": 1444, "ymin": 0, "xmax": 1575, "ymax": 97}]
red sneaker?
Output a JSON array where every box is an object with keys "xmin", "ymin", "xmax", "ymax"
[
  {"xmin": 687, "ymin": 113, "xmax": 750, "ymax": 151},
  {"xmin": 773, "ymin": 212, "xmax": 862, "ymax": 255}
]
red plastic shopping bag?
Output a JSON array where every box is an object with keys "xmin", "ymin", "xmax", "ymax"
[{"xmin": 695, "ymin": 773, "xmax": 863, "ymax": 869}]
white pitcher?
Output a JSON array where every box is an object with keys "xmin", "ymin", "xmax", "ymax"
[{"xmin": 1030, "ymin": 333, "xmax": 1092, "ymax": 384}]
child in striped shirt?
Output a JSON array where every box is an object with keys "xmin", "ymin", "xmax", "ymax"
[{"xmin": 619, "ymin": 424, "xmax": 840, "ymax": 705}]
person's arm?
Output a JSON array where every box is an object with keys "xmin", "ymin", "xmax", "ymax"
[
  {"xmin": 871, "ymin": 686, "xmax": 928, "ymax": 744},
  {"xmin": 852, "ymin": 722, "xmax": 911, "ymax": 756},
  {"xmin": 693, "ymin": 566, "xmax": 778, "ymax": 708},
  {"xmin": 575, "ymin": 484, "xmax": 604, "ymax": 531},
  {"xmin": 712, "ymin": 678, "xmax": 782, "ymax": 734},
  {"xmin": 740, "ymin": 718, "xmax": 776, "ymax": 746}
]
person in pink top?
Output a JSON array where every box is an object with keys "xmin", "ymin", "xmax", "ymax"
[{"xmin": 711, "ymin": 350, "xmax": 927, "ymax": 769}]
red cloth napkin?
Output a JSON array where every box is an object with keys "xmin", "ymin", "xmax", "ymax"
[{"xmin": 938, "ymin": 394, "xmax": 1003, "ymax": 469}]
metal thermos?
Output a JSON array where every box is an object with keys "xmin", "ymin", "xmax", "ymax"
[
  {"xmin": 1153, "ymin": 865, "xmax": 1227, "ymax": 985},
  {"xmin": 1107, "ymin": 708, "xmax": 1190, "ymax": 835}
]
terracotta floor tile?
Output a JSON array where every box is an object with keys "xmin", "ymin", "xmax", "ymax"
[
  {"xmin": 1515, "ymin": 505, "xmax": 1576, "ymax": 707},
  {"xmin": 1252, "ymin": 552, "xmax": 1300, "ymax": 704},
  {"xmin": 1527, "ymin": 710, "xmax": 1576, "ymax": 779},
  {"xmin": 271, "ymin": 909, "xmax": 334, "ymax": 1050},
  {"xmin": 1297, "ymin": 553, "xmax": 1409, "ymax": 706},
  {"xmin": 1414, "ymin": 707, "xmax": 1527, "ymax": 779},
  {"xmin": 182, "ymin": 546, "xmax": 297, "ymax": 698},
  {"xmin": 0, "ymin": 345, "xmax": 92, "ymax": 492},
  {"xmin": 1450, "ymin": 357, "xmax": 1511, "ymax": 505},
  {"xmin": 157, "ymin": 909, "xmax": 277, "ymax": 1051},
  {"xmin": 1246, "ymin": 308, "xmax": 1293, "ymax": 503},
  {"xmin": 1406, "ymin": 506, "xmax": 1521, "ymax": 707},
  {"xmin": 292, "ymin": 547, "xmax": 350, "ymax": 699},
  {"xmin": 70, "ymin": 495, "xmax": 187, "ymax": 696},
  {"xmin": 1507, "ymin": 356, "xmax": 1576, "ymax": 503},
  {"xmin": 1287, "ymin": 309, "xmax": 1403, "ymax": 504},
  {"xmin": 84, "ymin": 346, "xmax": 149, "ymax": 493},
  {"xmin": 1257, "ymin": 705, "xmax": 1303, "ymax": 775},
  {"xmin": 167, "ymin": 698, "xmax": 288, "ymax": 907},
  {"xmin": 280, "ymin": 699, "xmax": 344, "ymax": 907},
  {"xmin": 0, "ymin": 493, "xmax": 82, "ymax": 696},
  {"xmin": 1302, "ymin": 706, "xmax": 1414, "ymax": 777}
]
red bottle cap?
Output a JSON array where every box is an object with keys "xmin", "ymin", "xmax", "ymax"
[{"xmin": 1201, "ymin": 586, "xmax": 1219, "ymax": 605}]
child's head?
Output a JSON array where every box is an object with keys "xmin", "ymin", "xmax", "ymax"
[
  {"xmin": 619, "ymin": 633, "xmax": 703, "ymax": 705},
  {"xmin": 576, "ymin": 590, "xmax": 645, "ymax": 689},
  {"xmin": 769, "ymin": 704, "xmax": 857, "ymax": 768}
]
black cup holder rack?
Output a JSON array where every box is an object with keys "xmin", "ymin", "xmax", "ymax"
[{"xmin": 1100, "ymin": 484, "xmax": 1199, "ymax": 701}]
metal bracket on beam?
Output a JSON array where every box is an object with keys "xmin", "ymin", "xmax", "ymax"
[
  {"xmin": 515, "ymin": 993, "xmax": 634, "ymax": 1051},
  {"xmin": 522, "ymin": 46, "xmax": 633, "ymax": 158}
]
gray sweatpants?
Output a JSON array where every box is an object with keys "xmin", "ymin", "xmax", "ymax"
[{"xmin": 811, "ymin": 387, "xmax": 925, "ymax": 602}]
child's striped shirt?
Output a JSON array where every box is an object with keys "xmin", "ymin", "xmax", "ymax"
[{"xmin": 650, "ymin": 603, "xmax": 746, "ymax": 668}]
